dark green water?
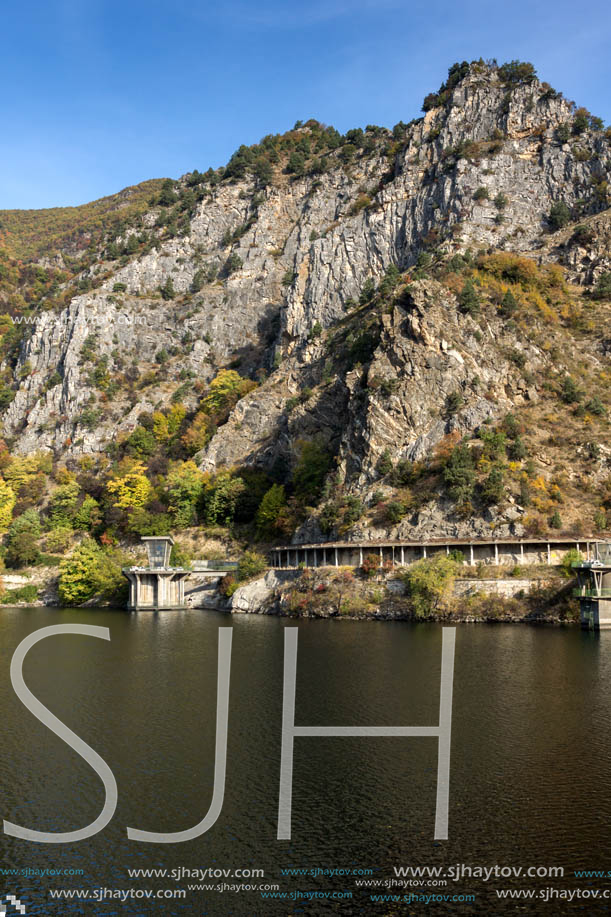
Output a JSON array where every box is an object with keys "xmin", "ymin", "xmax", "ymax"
[{"xmin": 0, "ymin": 608, "xmax": 610, "ymax": 915}]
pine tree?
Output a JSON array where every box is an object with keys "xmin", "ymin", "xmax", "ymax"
[
  {"xmin": 458, "ymin": 279, "xmax": 480, "ymax": 315},
  {"xmin": 500, "ymin": 289, "xmax": 518, "ymax": 317},
  {"xmin": 160, "ymin": 277, "xmax": 175, "ymax": 300}
]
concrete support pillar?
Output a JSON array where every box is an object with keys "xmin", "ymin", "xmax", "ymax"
[
  {"xmin": 470, "ymin": 544, "xmax": 474, "ymax": 565},
  {"xmin": 305, "ymin": 549, "xmax": 308, "ymax": 567},
  {"xmin": 323, "ymin": 548, "xmax": 327, "ymax": 566},
  {"xmin": 520, "ymin": 543, "xmax": 524, "ymax": 563},
  {"xmin": 401, "ymin": 546, "xmax": 405, "ymax": 565},
  {"xmin": 392, "ymin": 546, "xmax": 395, "ymax": 566},
  {"xmin": 314, "ymin": 549, "xmax": 318, "ymax": 568},
  {"xmin": 423, "ymin": 545, "xmax": 427, "ymax": 559},
  {"xmin": 379, "ymin": 546, "xmax": 383, "ymax": 567},
  {"xmin": 359, "ymin": 546, "xmax": 363, "ymax": 566},
  {"xmin": 547, "ymin": 543, "xmax": 551, "ymax": 565},
  {"xmin": 335, "ymin": 548, "xmax": 339, "ymax": 567},
  {"xmin": 494, "ymin": 543, "xmax": 499, "ymax": 566},
  {"xmin": 446, "ymin": 544, "xmax": 449, "ymax": 554}
]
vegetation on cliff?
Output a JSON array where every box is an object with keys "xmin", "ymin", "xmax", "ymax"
[{"xmin": 0, "ymin": 58, "xmax": 609, "ymax": 598}]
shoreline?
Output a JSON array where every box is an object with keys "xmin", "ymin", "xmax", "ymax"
[
  {"xmin": 0, "ymin": 560, "xmax": 581, "ymax": 624},
  {"xmin": 0, "ymin": 601, "xmax": 580, "ymax": 626}
]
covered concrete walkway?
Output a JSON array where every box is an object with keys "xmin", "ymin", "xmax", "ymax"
[{"xmin": 271, "ymin": 537, "xmax": 592, "ymax": 569}]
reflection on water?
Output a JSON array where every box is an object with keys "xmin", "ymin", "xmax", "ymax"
[{"xmin": 0, "ymin": 608, "xmax": 610, "ymax": 914}]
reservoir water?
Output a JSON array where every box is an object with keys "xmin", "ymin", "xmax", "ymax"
[{"xmin": 0, "ymin": 607, "xmax": 610, "ymax": 914}]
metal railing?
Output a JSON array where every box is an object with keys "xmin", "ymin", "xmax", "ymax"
[
  {"xmin": 593, "ymin": 543, "xmax": 611, "ymax": 564},
  {"xmin": 573, "ymin": 588, "xmax": 611, "ymax": 598},
  {"xmin": 191, "ymin": 560, "xmax": 239, "ymax": 572}
]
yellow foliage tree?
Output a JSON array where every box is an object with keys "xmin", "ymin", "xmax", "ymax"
[
  {"xmin": 166, "ymin": 403, "xmax": 186, "ymax": 435},
  {"xmin": 181, "ymin": 411, "xmax": 210, "ymax": 454},
  {"xmin": 3, "ymin": 453, "xmax": 52, "ymax": 494},
  {"xmin": 200, "ymin": 369, "xmax": 256, "ymax": 415},
  {"xmin": 107, "ymin": 461, "xmax": 152, "ymax": 509},
  {"xmin": 0, "ymin": 478, "xmax": 16, "ymax": 531},
  {"xmin": 152, "ymin": 411, "xmax": 169, "ymax": 441},
  {"xmin": 153, "ymin": 404, "xmax": 186, "ymax": 442}
]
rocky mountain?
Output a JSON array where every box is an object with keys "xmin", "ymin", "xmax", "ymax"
[{"xmin": 0, "ymin": 58, "xmax": 609, "ymax": 550}]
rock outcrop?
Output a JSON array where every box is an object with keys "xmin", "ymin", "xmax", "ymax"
[{"xmin": 1, "ymin": 60, "xmax": 609, "ymax": 543}]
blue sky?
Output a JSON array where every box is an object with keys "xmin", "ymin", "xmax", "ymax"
[{"xmin": 2, "ymin": 0, "xmax": 610, "ymax": 209}]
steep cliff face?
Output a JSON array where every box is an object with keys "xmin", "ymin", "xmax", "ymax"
[{"xmin": 1, "ymin": 60, "xmax": 610, "ymax": 542}]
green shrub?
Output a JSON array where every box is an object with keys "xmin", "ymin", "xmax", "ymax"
[
  {"xmin": 571, "ymin": 224, "xmax": 596, "ymax": 246},
  {"xmin": 402, "ymin": 555, "xmax": 458, "ymax": 617},
  {"xmin": 377, "ymin": 448, "xmax": 393, "ymax": 477},
  {"xmin": 548, "ymin": 201, "xmax": 571, "ymax": 231},
  {"xmin": 548, "ymin": 509, "xmax": 562, "ymax": 530},
  {"xmin": 1, "ymin": 584, "xmax": 38, "ymax": 605},
  {"xmin": 254, "ymin": 157, "xmax": 273, "ymax": 186},
  {"xmin": 481, "ymin": 465, "xmax": 505, "ymax": 505},
  {"xmin": 169, "ymin": 543, "xmax": 192, "ymax": 567},
  {"xmin": 585, "ymin": 397, "xmax": 605, "ymax": 417},
  {"xmin": 224, "ymin": 253, "xmax": 243, "ymax": 276},
  {"xmin": 520, "ymin": 478, "xmax": 531, "ymax": 507},
  {"xmin": 499, "ymin": 289, "xmax": 518, "ymax": 317},
  {"xmin": 237, "ymin": 551, "xmax": 267, "ymax": 581},
  {"xmin": 507, "ymin": 436, "xmax": 526, "ymax": 460},
  {"xmin": 125, "ymin": 426, "xmax": 156, "ymax": 458},
  {"xmin": 497, "ymin": 60, "xmax": 537, "ymax": 85},
  {"xmin": 160, "ymin": 277, "xmax": 175, "ymax": 300},
  {"xmin": 386, "ymin": 501, "xmax": 406, "ymax": 523},
  {"xmin": 494, "ymin": 192, "xmax": 508, "ymax": 210},
  {"xmin": 473, "ymin": 187, "xmax": 489, "ymax": 201},
  {"xmin": 256, "ymin": 484, "xmax": 286, "ymax": 537},
  {"xmin": 310, "ymin": 322, "xmax": 322, "ymax": 339},
  {"xmin": 480, "ymin": 429, "xmax": 506, "ymax": 460},
  {"xmin": 561, "ymin": 548, "xmax": 583, "ymax": 575},
  {"xmin": 298, "ymin": 387, "xmax": 312, "ymax": 403},
  {"xmin": 572, "ymin": 107, "xmax": 590, "ymax": 134},
  {"xmin": 559, "ymin": 376, "xmax": 582, "ymax": 404},
  {"xmin": 45, "ymin": 526, "xmax": 74, "ymax": 553},
  {"xmin": 592, "ymin": 272, "xmax": 611, "ymax": 301},
  {"xmin": 445, "ymin": 390, "xmax": 464, "ymax": 415},
  {"xmin": 190, "ymin": 269, "xmax": 206, "ymax": 293},
  {"xmin": 286, "ymin": 152, "xmax": 306, "ymax": 176},
  {"xmin": 58, "ymin": 539, "xmax": 126, "ymax": 606},
  {"xmin": 157, "ymin": 179, "xmax": 178, "ymax": 206},
  {"xmin": 5, "ymin": 510, "xmax": 42, "ymax": 568},
  {"xmin": 359, "ymin": 277, "xmax": 376, "ymax": 304}
]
